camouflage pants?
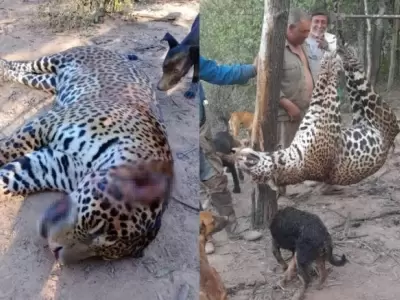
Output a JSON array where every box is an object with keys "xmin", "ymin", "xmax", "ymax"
[{"xmin": 199, "ymin": 119, "xmax": 235, "ymax": 217}]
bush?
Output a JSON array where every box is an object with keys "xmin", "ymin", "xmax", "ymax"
[
  {"xmin": 37, "ymin": 0, "xmax": 133, "ymax": 32},
  {"xmin": 200, "ymin": 0, "xmax": 263, "ymax": 125}
]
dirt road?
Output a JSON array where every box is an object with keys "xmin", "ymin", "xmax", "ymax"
[{"xmin": 209, "ymin": 112, "xmax": 400, "ymax": 299}]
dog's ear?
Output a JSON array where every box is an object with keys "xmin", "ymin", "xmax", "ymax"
[
  {"xmin": 199, "ymin": 218, "xmax": 206, "ymax": 235},
  {"xmin": 189, "ymin": 45, "xmax": 199, "ymax": 62},
  {"xmin": 161, "ymin": 32, "xmax": 179, "ymax": 49}
]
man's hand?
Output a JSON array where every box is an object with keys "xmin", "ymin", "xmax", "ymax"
[
  {"xmin": 253, "ymin": 55, "xmax": 258, "ymax": 67},
  {"xmin": 280, "ymin": 98, "xmax": 301, "ymax": 121},
  {"xmin": 253, "ymin": 55, "xmax": 258, "ymax": 73}
]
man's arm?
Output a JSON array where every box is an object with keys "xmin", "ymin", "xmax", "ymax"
[
  {"xmin": 279, "ymin": 90, "xmax": 291, "ymax": 110},
  {"xmin": 199, "ymin": 56, "xmax": 257, "ymax": 85}
]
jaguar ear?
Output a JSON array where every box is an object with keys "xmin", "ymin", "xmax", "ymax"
[
  {"xmin": 107, "ymin": 163, "xmax": 173, "ymax": 205},
  {"xmin": 161, "ymin": 32, "xmax": 179, "ymax": 49}
]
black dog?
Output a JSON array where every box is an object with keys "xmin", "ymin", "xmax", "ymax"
[
  {"xmin": 270, "ymin": 207, "xmax": 347, "ymax": 300},
  {"xmin": 157, "ymin": 14, "xmax": 199, "ymax": 99},
  {"xmin": 212, "ymin": 131, "xmax": 245, "ymax": 194}
]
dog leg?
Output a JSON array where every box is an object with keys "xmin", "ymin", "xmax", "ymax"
[
  {"xmin": 247, "ymin": 128, "xmax": 252, "ymax": 139},
  {"xmin": 316, "ymin": 256, "xmax": 328, "ymax": 290},
  {"xmin": 272, "ymin": 240, "xmax": 288, "ymax": 271},
  {"xmin": 277, "ymin": 255, "xmax": 297, "ymax": 289},
  {"xmin": 237, "ymin": 165, "xmax": 245, "ymax": 181},
  {"xmin": 293, "ymin": 257, "xmax": 310, "ymax": 300}
]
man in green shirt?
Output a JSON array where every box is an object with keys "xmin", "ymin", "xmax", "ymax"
[{"xmin": 274, "ymin": 8, "xmax": 314, "ymax": 196}]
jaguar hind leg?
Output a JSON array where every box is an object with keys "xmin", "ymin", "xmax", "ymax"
[
  {"xmin": 1, "ymin": 66, "xmax": 57, "ymax": 94},
  {"xmin": 339, "ymin": 46, "xmax": 399, "ymax": 135},
  {"xmin": 0, "ymin": 52, "xmax": 64, "ymax": 74},
  {"xmin": 0, "ymin": 51, "xmax": 68, "ymax": 93},
  {"xmin": 0, "ymin": 147, "xmax": 83, "ymax": 197},
  {"xmin": 5, "ymin": 70, "xmax": 56, "ymax": 94}
]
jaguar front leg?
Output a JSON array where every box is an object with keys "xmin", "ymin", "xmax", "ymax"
[{"xmin": 0, "ymin": 147, "xmax": 83, "ymax": 198}]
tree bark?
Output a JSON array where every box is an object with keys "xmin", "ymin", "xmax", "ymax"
[
  {"xmin": 363, "ymin": 0, "xmax": 372, "ymax": 81},
  {"xmin": 250, "ymin": 0, "xmax": 290, "ymax": 228},
  {"xmin": 357, "ymin": 0, "xmax": 365, "ymax": 67},
  {"xmin": 370, "ymin": 0, "xmax": 386, "ymax": 86},
  {"xmin": 398, "ymin": 40, "xmax": 400, "ymax": 77},
  {"xmin": 339, "ymin": 14, "xmax": 400, "ymax": 19},
  {"xmin": 387, "ymin": 0, "xmax": 400, "ymax": 91}
]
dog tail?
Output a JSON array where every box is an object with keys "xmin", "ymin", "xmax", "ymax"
[{"xmin": 327, "ymin": 244, "xmax": 347, "ymax": 266}]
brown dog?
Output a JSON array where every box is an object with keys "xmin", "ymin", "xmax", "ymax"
[
  {"xmin": 228, "ymin": 111, "xmax": 254, "ymax": 138},
  {"xmin": 199, "ymin": 211, "xmax": 230, "ymax": 300}
]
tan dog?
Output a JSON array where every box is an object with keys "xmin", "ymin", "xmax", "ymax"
[
  {"xmin": 228, "ymin": 111, "xmax": 254, "ymax": 138},
  {"xmin": 199, "ymin": 211, "xmax": 230, "ymax": 300}
]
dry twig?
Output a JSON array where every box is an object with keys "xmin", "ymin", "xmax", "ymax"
[
  {"xmin": 342, "ymin": 212, "xmax": 352, "ymax": 239},
  {"xmin": 331, "ymin": 210, "xmax": 400, "ymax": 229}
]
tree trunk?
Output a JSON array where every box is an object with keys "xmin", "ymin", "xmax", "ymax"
[
  {"xmin": 397, "ymin": 37, "xmax": 400, "ymax": 76},
  {"xmin": 339, "ymin": 14, "xmax": 400, "ymax": 19},
  {"xmin": 370, "ymin": 0, "xmax": 386, "ymax": 86},
  {"xmin": 357, "ymin": 0, "xmax": 365, "ymax": 67},
  {"xmin": 387, "ymin": 0, "xmax": 400, "ymax": 91},
  {"xmin": 250, "ymin": 0, "xmax": 290, "ymax": 228},
  {"xmin": 363, "ymin": 0, "xmax": 372, "ymax": 81}
]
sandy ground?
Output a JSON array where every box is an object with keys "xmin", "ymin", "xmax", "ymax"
[
  {"xmin": 3, "ymin": 1, "xmax": 400, "ymax": 299},
  {"xmin": 0, "ymin": 1, "xmax": 199, "ymax": 299},
  {"xmin": 206, "ymin": 108, "xmax": 400, "ymax": 300}
]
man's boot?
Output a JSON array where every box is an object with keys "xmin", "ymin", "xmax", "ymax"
[{"xmin": 211, "ymin": 191, "xmax": 262, "ymax": 242}]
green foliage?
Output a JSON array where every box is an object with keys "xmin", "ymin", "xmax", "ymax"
[
  {"xmin": 37, "ymin": 0, "xmax": 134, "ymax": 32},
  {"xmin": 201, "ymin": 0, "xmax": 263, "ymax": 63},
  {"xmin": 201, "ymin": 0, "xmax": 399, "ymax": 124},
  {"xmin": 200, "ymin": 0, "xmax": 263, "ymax": 120}
]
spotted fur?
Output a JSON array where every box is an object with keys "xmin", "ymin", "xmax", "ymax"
[
  {"xmin": 235, "ymin": 47, "xmax": 399, "ymax": 189},
  {"xmin": 0, "ymin": 46, "xmax": 174, "ymax": 264}
]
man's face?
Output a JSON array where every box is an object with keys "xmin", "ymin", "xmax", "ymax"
[
  {"xmin": 310, "ymin": 15, "xmax": 328, "ymax": 37},
  {"xmin": 287, "ymin": 19, "xmax": 311, "ymax": 46}
]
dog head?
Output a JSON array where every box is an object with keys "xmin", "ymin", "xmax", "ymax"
[
  {"xmin": 157, "ymin": 31, "xmax": 199, "ymax": 91},
  {"xmin": 199, "ymin": 211, "xmax": 229, "ymax": 239}
]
